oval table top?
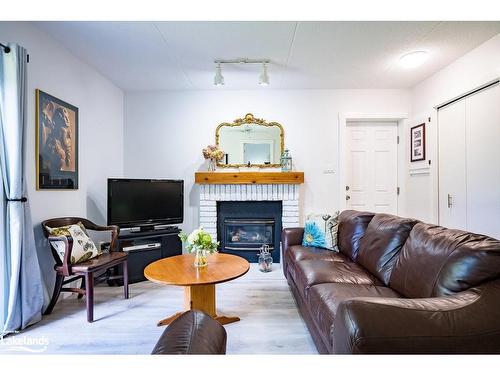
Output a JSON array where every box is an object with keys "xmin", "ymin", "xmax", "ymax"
[{"xmin": 144, "ymin": 253, "xmax": 250, "ymax": 286}]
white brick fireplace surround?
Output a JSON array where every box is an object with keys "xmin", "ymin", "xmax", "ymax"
[{"xmin": 198, "ymin": 184, "xmax": 301, "ymax": 241}]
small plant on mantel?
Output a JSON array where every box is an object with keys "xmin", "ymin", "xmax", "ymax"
[
  {"xmin": 179, "ymin": 228, "xmax": 219, "ymax": 268},
  {"xmin": 202, "ymin": 145, "xmax": 225, "ymax": 172}
]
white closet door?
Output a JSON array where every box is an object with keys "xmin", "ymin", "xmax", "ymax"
[
  {"xmin": 438, "ymin": 99, "xmax": 467, "ymax": 230},
  {"xmin": 466, "ymin": 84, "xmax": 500, "ymax": 238}
]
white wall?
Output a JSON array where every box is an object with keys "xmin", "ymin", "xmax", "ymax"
[
  {"xmin": 0, "ymin": 22, "xmax": 124, "ymax": 302},
  {"xmin": 124, "ymin": 89, "xmax": 410, "ymax": 233},
  {"xmin": 405, "ymin": 33, "xmax": 500, "ymax": 223}
]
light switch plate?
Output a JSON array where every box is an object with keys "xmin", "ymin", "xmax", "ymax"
[{"xmin": 323, "ymin": 169, "xmax": 335, "ymax": 174}]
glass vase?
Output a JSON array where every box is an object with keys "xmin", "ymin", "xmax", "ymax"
[
  {"xmin": 207, "ymin": 158, "xmax": 217, "ymax": 172},
  {"xmin": 194, "ymin": 248, "xmax": 208, "ymax": 268}
]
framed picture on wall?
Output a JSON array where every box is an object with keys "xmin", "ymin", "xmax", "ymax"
[
  {"xmin": 36, "ymin": 89, "xmax": 79, "ymax": 189},
  {"xmin": 410, "ymin": 123, "xmax": 426, "ymax": 162}
]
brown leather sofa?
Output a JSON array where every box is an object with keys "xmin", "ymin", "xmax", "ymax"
[
  {"xmin": 282, "ymin": 210, "xmax": 500, "ymax": 354},
  {"xmin": 152, "ymin": 310, "xmax": 227, "ymax": 354}
]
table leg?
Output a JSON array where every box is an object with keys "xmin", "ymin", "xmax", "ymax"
[{"xmin": 157, "ymin": 284, "xmax": 241, "ymax": 326}]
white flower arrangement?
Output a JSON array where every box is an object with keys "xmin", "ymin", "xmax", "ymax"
[{"xmin": 179, "ymin": 227, "xmax": 219, "ymax": 253}]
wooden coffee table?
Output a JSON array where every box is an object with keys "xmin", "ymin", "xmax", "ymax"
[{"xmin": 144, "ymin": 253, "xmax": 250, "ymax": 326}]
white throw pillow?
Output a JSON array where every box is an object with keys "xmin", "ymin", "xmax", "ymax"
[
  {"xmin": 50, "ymin": 224, "xmax": 101, "ymax": 264},
  {"xmin": 304, "ymin": 212, "xmax": 340, "ymax": 251}
]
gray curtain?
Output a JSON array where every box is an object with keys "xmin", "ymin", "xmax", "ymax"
[{"xmin": 0, "ymin": 43, "xmax": 44, "ymax": 335}]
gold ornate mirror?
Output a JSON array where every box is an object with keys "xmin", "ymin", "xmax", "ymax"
[{"xmin": 216, "ymin": 113, "xmax": 284, "ymax": 168}]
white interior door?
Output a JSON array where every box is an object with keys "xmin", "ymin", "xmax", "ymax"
[
  {"xmin": 465, "ymin": 84, "xmax": 500, "ymax": 238},
  {"xmin": 438, "ymin": 99, "xmax": 467, "ymax": 231},
  {"xmin": 345, "ymin": 122, "xmax": 398, "ymax": 214}
]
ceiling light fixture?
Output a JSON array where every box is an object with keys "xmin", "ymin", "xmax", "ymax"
[
  {"xmin": 214, "ymin": 62, "xmax": 224, "ymax": 86},
  {"xmin": 259, "ymin": 62, "xmax": 270, "ymax": 86},
  {"xmin": 213, "ymin": 59, "xmax": 270, "ymax": 86},
  {"xmin": 399, "ymin": 51, "xmax": 428, "ymax": 69}
]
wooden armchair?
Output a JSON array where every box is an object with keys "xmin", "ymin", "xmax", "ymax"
[{"xmin": 41, "ymin": 217, "xmax": 129, "ymax": 322}]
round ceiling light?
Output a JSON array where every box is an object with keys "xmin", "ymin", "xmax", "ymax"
[{"xmin": 399, "ymin": 51, "xmax": 428, "ymax": 69}]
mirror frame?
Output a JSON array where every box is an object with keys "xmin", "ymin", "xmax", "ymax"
[{"xmin": 215, "ymin": 113, "xmax": 284, "ymax": 168}]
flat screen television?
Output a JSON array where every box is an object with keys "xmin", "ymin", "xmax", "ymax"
[{"xmin": 107, "ymin": 178, "xmax": 184, "ymax": 227}]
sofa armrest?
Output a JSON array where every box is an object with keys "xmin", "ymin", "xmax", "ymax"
[
  {"xmin": 281, "ymin": 227, "xmax": 304, "ymax": 276},
  {"xmin": 281, "ymin": 227, "xmax": 304, "ymax": 253},
  {"xmin": 332, "ymin": 281, "xmax": 500, "ymax": 354},
  {"xmin": 151, "ymin": 310, "xmax": 226, "ymax": 354}
]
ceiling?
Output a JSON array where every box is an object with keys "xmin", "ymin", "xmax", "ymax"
[{"xmin": 35, "ymin": 21, "xmax": 500, "ymax": 91}]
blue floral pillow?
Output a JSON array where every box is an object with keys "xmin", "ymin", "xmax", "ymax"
[{"xmin": 302, "ymin": 221, "xmax": 327, "ymax": 248}]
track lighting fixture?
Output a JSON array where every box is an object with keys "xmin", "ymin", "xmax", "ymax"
[
  {"xmin": 259, "ymin": 62, "xmax": 269, "ymax": 86},
  {"xmin": 213, "ymin": 59, "xmax": 270, "ymax": 86},
  {"xmin": 214, "ymin": 62, "xmax": 224, "ymax": 86}
]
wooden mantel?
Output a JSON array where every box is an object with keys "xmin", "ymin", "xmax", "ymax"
[{"xmin": 195, "ymin": 171, "xmax": 304, "ymax": 185}]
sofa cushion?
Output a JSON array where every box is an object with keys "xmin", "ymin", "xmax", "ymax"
[
  {"xmin": 389, "ymin": 222, "xmax": 500, "ymax": 298},
  {"xmin": 285, "ymin": 246, "xmax": 348, "ymax": 282},
  {"xmin": 293, "ymin": 259, "xmax": 381, "ymax": 299},
  {"xmin": 337, "ymin": 210, "xmax": 375, "ymax": 261},
  {"xmin": 357, "ymin": 214, "xmax": 418, "ymax": 284},
  {"xmin": 308, "ymin": 283, "xmax": 401, "ymax": 347},
  {"xmin": 286, "ymin": 245, "xmax": 348, "ymax": 263}
]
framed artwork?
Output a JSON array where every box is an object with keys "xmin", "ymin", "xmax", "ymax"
[
  {"xmin": 410, "ymin": 123, "xmax": 426, "ymax": 162},
  {"xmin": 36, "ymin": 89, "xmax": 78, "ymax": 189}
]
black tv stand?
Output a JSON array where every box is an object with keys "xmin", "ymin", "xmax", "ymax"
[{"xmin": 112, "ymin": 225, "xmax": 182, "ymax": 285}]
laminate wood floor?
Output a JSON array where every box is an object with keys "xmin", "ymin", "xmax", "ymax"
[{"xmin": 1, "ymin": 264, "xmax": 317, "ymax": 354}]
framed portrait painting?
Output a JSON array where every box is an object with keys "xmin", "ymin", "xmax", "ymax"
[
  {"xmin": 410, "ymin": 123, "xmax": 426, "ymax": 162},
  {"xmin": 36, "ymin": 89, "xmax": 78, "ymax": 189}
]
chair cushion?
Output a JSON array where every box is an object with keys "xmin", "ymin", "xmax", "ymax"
[
  {"xmin": 389, "ymin": 222, "xmax": 500, "ymax": 298},
  {"xmin": 337, "ymin": 210, "xmax": 375, "ymax": 261},
  {"xmin": 67, "ymin": 251, "xmax": 127, "ymax": 272},
  {"xmin": 308, "ymin": 283, "xmax": 401, "ymax": 347},
  {"xmin": 357, "ymin": 214, "xmax": 418, "ymax": 284},
  {"xmin": 293, "ymin": 259, "xmax": 381, "ymax": 300}
]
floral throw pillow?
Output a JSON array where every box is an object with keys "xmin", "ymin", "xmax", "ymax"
[
  {"xmin": 303, "ymin": 212, "xmax": 340, "ymax": 251},
  {"xmin": 302, "ymin": 221, "xmax": 327, "ymax": 248},
  {"xmin": 50, "ymin": 224, "xmax": 101, "ymax": 264}
]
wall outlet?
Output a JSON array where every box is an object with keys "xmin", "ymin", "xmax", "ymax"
[{"xmin": 323, "ymin": 169, "xmax": 335, "ymax": 174}]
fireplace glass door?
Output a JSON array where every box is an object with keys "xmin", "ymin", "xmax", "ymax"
[{"xmin": 224, "ymin": 219, "xmax": 275, "ymax": 251}]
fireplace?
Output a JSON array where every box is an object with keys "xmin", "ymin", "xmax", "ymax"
[{"xmin": 217, "ymin": 201, "xmax": 282, "ymax": 263}]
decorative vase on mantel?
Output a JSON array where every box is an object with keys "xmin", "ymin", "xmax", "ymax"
[
  {"xmin": 207, "ymin": 158, "xmax": 217, "ymax": 172},
  {"xmin": 203, "ymin": 145, "xmax": 224, "ymax": 172}
]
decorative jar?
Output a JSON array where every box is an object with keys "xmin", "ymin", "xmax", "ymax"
[{"xmin": 258, "ymin": 245, "xmax": 273, "ymax": 272}]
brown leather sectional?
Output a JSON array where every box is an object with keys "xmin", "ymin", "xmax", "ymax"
[{"xmin": 282, "ymin": 210, "xmax": 500, "ymax": 354}]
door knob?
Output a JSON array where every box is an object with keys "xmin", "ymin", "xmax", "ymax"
[
  {"xmin": 346, "ymin": 185, "xmax": 350, "ymax": 191},
  {"xmin": 346, "ymin": 195, "xmax": 351, "ymax": 201}
]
